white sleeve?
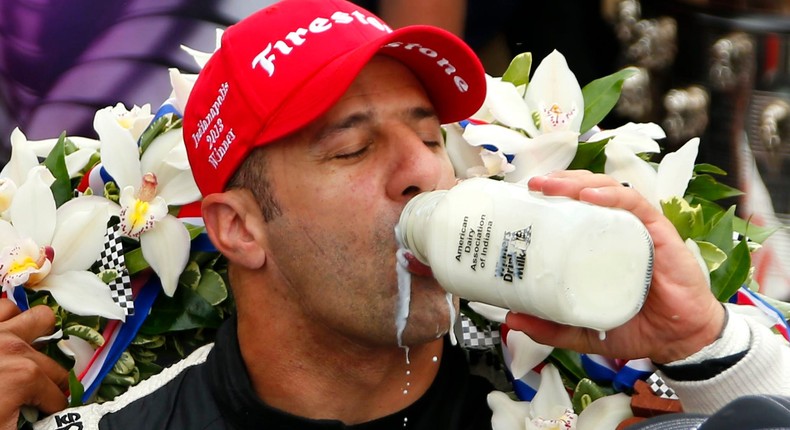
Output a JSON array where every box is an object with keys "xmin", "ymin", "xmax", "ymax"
[{"xmin": 659, "ymin": 311, "xmax": 790, "ymax": 414}]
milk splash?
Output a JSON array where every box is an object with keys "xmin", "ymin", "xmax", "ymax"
[
  {"xmin": 445, "ymin": 292, "xmax": 458, "ymax": 346},
  {"xmin": 394, "ymin": 226, "xmax": 458, "ymax": 361},
  {"xmin": 395, "ymin": 246, "xmax": 412, "ymax": 363}
]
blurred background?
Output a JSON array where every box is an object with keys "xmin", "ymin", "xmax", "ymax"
[{"xmin": 1, "ymin": 0, "xmax": 788, "ymax": 298}]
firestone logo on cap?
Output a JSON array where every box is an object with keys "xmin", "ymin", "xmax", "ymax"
[{"xmin": 250, "ymin": 10, "xmax": 392, "ymax": 77}]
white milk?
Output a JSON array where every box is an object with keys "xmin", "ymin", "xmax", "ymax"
[{"xmin": 397, "ymin": 177, "xmax": 654, "ymax": 332}]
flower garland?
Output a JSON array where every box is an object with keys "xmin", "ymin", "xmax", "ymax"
[
  {"xmin": 1, "ymin": 102, "xmax": 233, "ymax": 428},
  {"xmin": 448, "ymin": 50, "xmax": 790, "ymax": 428}
]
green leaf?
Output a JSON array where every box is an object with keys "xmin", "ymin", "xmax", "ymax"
[
  {"xmin": 685, "ymin": 174, "xmax": 743, "ymax": 202},
  {"xmin": 179, "ymin": 260, "xmax": 202, "ymax": 290},
  {"xmin": 580, "ymin": 67, "xmax": 638, "ymax": 134},
  {"xmin": 693, "ymin": 163, "xmax": 728, "ymax": 176},
  {"xmin": 710, "ymin": 240, "xmax": 751, "ymax": 301},
  {"xmin": 567, "ymin": 139, "xmax": 608, "ymax": 172},
  {"xmin": 64, "ymin": 324, "xmax": 105, "ymax": 348},
  {"xmin": 502, "ymin": 52, "xmax": 533, "ymax": 87},
  {"xmin": 112, "ymin": 351, "xmax": 136, "ymax": 375},
  {"xmin": 549, "ymin": 348, "xmax": 586, "ymax": 383},
  {"xmin": 125, "ymin": 247, "xmax": 150, "ymax": 275},
  {"xmin": 195, "ymin": 268, "xmax": 228, "ymax": 306},
  {"xmin": 572, "ymin": 378, "xmax": 610, "ymax": 414},
  {"xmin": 703, "ymin": 206, "xmax": 737, "ymax": 253},
  {"xmin": 132, "ymin": 347, "xmax": 159, "ymax": 364},
  {"xmin": 733, "ymin": 216, "xmax": 781, "ymax": 244},
  {"xmin": 131, "ymin": 333, "xmax": 166, "ymax": 348},
  {"xmin": 97, "ymin": 383, "xmax": 128, "ymax": 402},
  {"xmin": 138, "ymin": 115, "xmax": 170, "ymax": 154},
  {"xmin": 661, "ymin": 196, "xmax": 705, "ymax": 240},
  {"xmin": 140, "ymin": 284, "xmax": 223, "ymax": 334},
  {"xmin": 68, "ymin": 371, "xmax": 85, "ymax": 407},
  {"xmin": 43, "ymin": 132, "xmax": 73, "ymax": 207},
  {"xmin": 135, "ymin": 360, "xmax": 163, "ymax": 380},
  {"xmin": 695, "ymin": 240, "xmax": 727, "ymax": 272},
  {"xmin": 185, "ymin": 223, "xmax": 206, "ymax": 239}
]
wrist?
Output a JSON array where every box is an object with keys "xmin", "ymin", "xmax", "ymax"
[{"xmin": 651, "ymin": 302, "xmax": 728, "ymax": 364}]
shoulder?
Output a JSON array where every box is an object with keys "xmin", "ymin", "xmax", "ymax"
[{"xmin": 34, "ymin": 343, "xmax": 221, "ymax": 430}]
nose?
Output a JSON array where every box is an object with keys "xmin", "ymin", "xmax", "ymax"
[{"xmin": 385, "ymin": 126, "xmax": 453, "ymax": 203}]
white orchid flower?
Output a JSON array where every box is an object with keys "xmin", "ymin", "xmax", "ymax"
[
  {"xmin": 605, "ymin": 136, "xmax": 700, "ymax": 209},
  {"xmin": 464, "ymin": 51, "xmax": 584, "ymax": 183},
  {"xmin": 467, "ymin": 302, "xmax": 555, "ymax": 383},
  {"xmin": 488, "ymin": 364, "xmax": 577, "ymax": 430},
  {"xmin": 471, "ymin": 75, "xmax": 532, "ymax": 130},
  {"xmin": 523, "ymin": 50, "xmax": 584, "ymax": 136},
  {"xmin": 7, "ymin": 127, "xmax": 100, "ymax": 179},
  {"xmin": 168, "ymin": 29, "xmax": 223, "ymax": 114},
  {"xmin": 505, "ymin": 330, "xmax": 555, "ymax": 380},
  {"xmin": 1, "ymin": 128, "xmax": 40, "ymax": 185},
  {"xmin": 0, "ymin": 166, "xmax": 124, "ymax": 320},
  {"xmin": 1, "ymin": 128, "xmax": 41, "ymax": 218},
  {"xmin": 181, "ymin": 28, "xmax": 223, "ymax": 69},
  {"xmin": 445, "ymin": 123, "xmax": 515, "ymax": 179},
  {"xmin": 585, "ymin": 122, "xmax": 665, "ymax": 151},
  {"xmin": 169, "ymin": 69, "xmax": 198, "ymax": 116},
  {"xmin": 57, "ymin": 336, "xmax": 96, "ymax": 376},
  {"xmin": 488, "ymin": 364, "xmax": 633, "ymax": 430},
  {"xmin": 95, "ymin": 106, "xmax": 201, "ymax": 296}
]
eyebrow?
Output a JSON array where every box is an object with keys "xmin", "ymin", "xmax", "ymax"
[
  {"xmin": 314, "ymin": 105, "xmax": 439, "ymax": 144},
  {"xmin": 315, "ymin": 111, "xmax": 374, "ymax": 143}
]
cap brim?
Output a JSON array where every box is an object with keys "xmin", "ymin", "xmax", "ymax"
[{"xmin": 255, "ymin": 25, "xmax": 485, "ymax": 146}]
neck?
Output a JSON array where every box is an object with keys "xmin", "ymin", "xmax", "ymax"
[{"xmin": 234, "ymin": 279, "xmax": 445, "ymax": 424}]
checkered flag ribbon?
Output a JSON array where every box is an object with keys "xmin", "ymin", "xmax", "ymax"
[
  {"xmin": 458, "ymin": 314, "xmax": 501, "ymax": 349},
  {"xmin": 646, "ymin": 372, "xmax": 678, "ymax": 399},
  {"xmin": 98, "ymin": 224, "xmax": 135, "ymax": 316}
]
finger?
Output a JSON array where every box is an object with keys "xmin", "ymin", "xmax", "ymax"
[
  {"xmin": 0, "ymin": 332, "xmax": 70, "ymax": 392},
  {"xmin": 1, "ymin": 306, "xmax": 58, "ymax": 344},
  {"xmin": 528, "ymin": 172, "xmax": 621, "ymax": 199},
  {"xmin": 526, "ymin": 170, "xmax": 592, "ymax": 192},
  {"xmin": 505, "ymin": 312, "xmax": 592, "ymax": 353},
  {"xmin": 0, "ymin": 299, "xmax": 21, "ymax": 322},
  {"xmin": 0, "ymin": 357, "xmax": 68, "ymax": 416},
  {"xmin": 579, "ymin": 186, "xmax": 684, "ymax": 245}
]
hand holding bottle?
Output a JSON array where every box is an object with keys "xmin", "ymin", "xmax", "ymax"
[{"xmin": 505, "ymin": 170, "xmax": 726, "ymax": 364}]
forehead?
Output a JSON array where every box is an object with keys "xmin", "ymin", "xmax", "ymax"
[
  {"xmin": 263, "ymin": 56, "xmax": 437, "ymax": 156},
  {"xmin": 313, "ymin": 56, "xmax": 434, "ymax": 124}
]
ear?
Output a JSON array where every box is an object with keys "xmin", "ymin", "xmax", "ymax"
[{"xmin": 201, "ymin": 189, "xmax": 267, "ymax": 270}]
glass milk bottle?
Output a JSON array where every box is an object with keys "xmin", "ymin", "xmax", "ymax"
[{"xmin": 397, "ymin": 177, "xmax": 654, "ymax": 332}]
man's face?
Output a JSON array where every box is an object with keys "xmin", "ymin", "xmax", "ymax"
[{"xmin": 258, "ymin": 56, "xmax": 458, "ymax": 348}]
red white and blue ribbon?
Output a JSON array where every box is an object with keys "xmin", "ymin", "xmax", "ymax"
[
  {"xmin": 77, "ymin": 272, "xmax": 160, "ymax": 402},
  {"xmin": 729, "ymin": 285, "xmax": 790, "ymax": 342},
  {"xmin": 580, "ymin": 355, "xmax": 654, "ymax": 392}
]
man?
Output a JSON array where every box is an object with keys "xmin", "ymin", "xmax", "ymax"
[{"xmin": 5, "ymin": 0, "xmax": 789, "ymax": 428}]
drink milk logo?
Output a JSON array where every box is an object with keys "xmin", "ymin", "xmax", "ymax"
[{"xmin": 495, "ymin": 226, "xmax": 531, "ymax": 282}]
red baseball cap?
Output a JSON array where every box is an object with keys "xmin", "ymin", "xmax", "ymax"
[{"xmin": 182, "ymin": 0, "xmax": 486, "ymax": 196}]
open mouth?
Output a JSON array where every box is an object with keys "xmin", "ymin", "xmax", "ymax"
[{"xmin": 401, "ymin": 251, "xmax": 433, "ymax": 278}]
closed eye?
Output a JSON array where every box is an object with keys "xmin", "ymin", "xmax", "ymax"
[{"xmin": 334, "ymin": 145, "xmax": 369, "ymax": 159}]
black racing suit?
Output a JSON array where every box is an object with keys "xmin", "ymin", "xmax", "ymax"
[{"xmin": 35, "ymin": 316, "xmax": 494, "ymax": 430}]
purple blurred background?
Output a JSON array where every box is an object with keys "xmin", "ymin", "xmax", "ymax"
[{"xmin": 0, "ymin": 0, "xmax": 267, "ymax": 163}]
